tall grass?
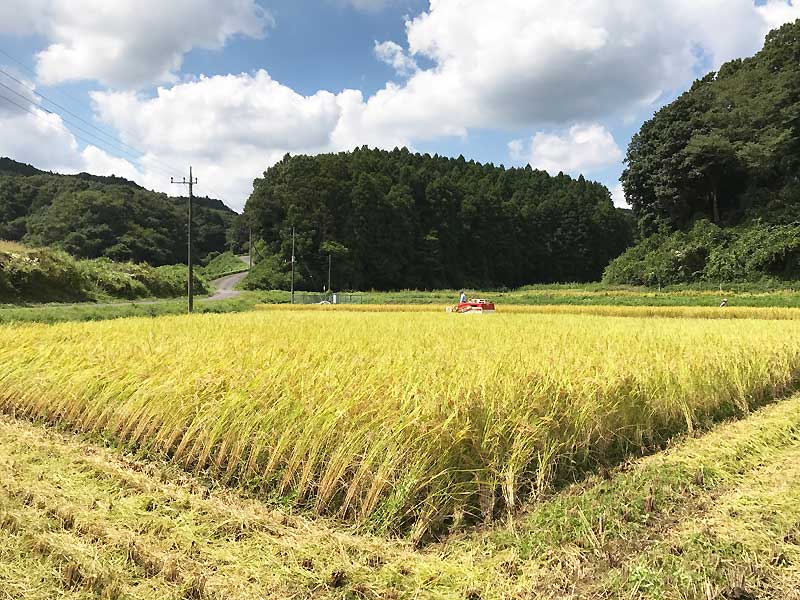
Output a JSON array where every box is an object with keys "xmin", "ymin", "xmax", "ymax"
[{"xmin": 1, "ymin": 311, "xmax": 799, "ymax": 540}]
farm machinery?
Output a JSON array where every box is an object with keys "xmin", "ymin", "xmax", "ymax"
[{"xmin": 446, "ymin": 298, "xmax": 496, "ymax": 314}]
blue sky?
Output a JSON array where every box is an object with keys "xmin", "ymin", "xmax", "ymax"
[{"xmin": 0, "ymin": 0, "xmax": 798, "ymax": 211}]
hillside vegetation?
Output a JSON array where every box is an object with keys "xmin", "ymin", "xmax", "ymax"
[
  {"xmin": 243, "ymin": 148, "xmax": 633, "ymax": 291},
  {"xmin": 0, "ymin": 158, "xmax": 236, "ymax": 266},
  {"xmin": 201, "ymin": 251, "xmax": 248, "ymax": 280},
  {"xmin": 0, "ymin": 241, "xmax": 209, "ymax": 303},
  {"xmin": 608, "ymin": 19, "xmax": 800, "ymax": 285}
]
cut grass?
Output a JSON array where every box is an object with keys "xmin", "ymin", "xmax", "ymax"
[
  {"xmin": 3, "ymin": 393, "xmax": 800, "ymax": 598},
  {"xmin": 2, "ymin": 310, "xmax": 800, "ymax": 541}
]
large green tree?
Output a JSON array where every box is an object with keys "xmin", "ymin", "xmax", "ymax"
[{"xmin": 621, "ymin": 20, "xmax": 800, "ymax": 231}]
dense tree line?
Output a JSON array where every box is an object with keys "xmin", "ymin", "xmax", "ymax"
[
  {"xmin": 607, "ymin": 19, "xmax": 800, "ymax": 284},
  {"xmin": 243, "ymin": 148, "xmax": 633, "ymax": 290},
  {"xmin": 622, "ymin": 20, "xmax": 800, "ymax": 232},
  {"xmin": 0, "ymin": 158, "xmax": 235, "ymax": 265}
]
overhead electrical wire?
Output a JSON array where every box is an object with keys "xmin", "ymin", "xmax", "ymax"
[{"xmin": 0, "ymin": 47, "xmax": 233, "ymax": 203}]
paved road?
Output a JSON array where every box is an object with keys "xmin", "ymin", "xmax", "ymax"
[
  {"xmin": 207, "ymin": 254, "xmax": 251, "ymax": 301},
  {"xmin": 208, "ymin": 271, "xmax": 248, "ymax": 300}
]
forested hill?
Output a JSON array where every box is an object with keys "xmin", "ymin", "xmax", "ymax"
[
  {"xmin": 606, "ymin": 20, "xmax": 800, "ymax": 285},
  {"xmin": 244, "ymin": 147, "xmax": 633, "ymax": 290},
  {"xmin": 0, "ymin": 157, "xmax": 236, "ymax": 266}
]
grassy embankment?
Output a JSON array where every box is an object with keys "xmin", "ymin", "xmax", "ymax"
[
  {"xmin": 2, "ymin": 389, "xmax": 800, "ymax": 598},
  {"xmin": 2, "ymin": 310, "xmax": 800, "ymax": 543},
  {"xmin": 0, "ymin": 241, "xmax": 210, "ymax": 304},
  {"xmin": 200, "ymin": 251, "xmax": 249, "ymax": 280}
]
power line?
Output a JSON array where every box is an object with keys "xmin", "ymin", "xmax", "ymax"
[
  {"xmin": 0, "ymin": 47, "xmax": 157, "ymax": 149},
  {"xmin": 0, "ymin": 68, "xmax": 164, "ymax": 164},
  {"xmin": 0, "ymin": 80, "xmax": 174, "ymax": 176},
  {"xmin": 0, "ymin": 46, "xmax": 235, "ymax": 204},
  {"xmin": 0, "ymin": 92, "xmax": 149, "ymax": 161},
  {"xmin": 0, "ymin": 70, "xmax": 177, "ymax": 178}
]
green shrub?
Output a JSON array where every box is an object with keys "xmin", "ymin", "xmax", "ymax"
[
  {"xmin": 0, "ymin": 243, "xmax": 89, "ymax": 302},
  {"xmin": 1, "ymin": 242, "xmax": 209, "ymax": 303},
  {"xmin": 604, "ymin": 219, "xmax": 800, "ymax": 285},
  {"xmin": 241, "ymin": 253, "xmax": 304, "ymax": 291}
]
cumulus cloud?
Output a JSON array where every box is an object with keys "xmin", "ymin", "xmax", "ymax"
[
  {"xmin": 758, "ymin": 0, "xmax": 800, "ymax": 29},
  {"xmin": 4, "ymin": 0, "xmax": 272, "ymax": 89},
  {"xmin": 511, "ymin": 124, "xmax": 624, "ymax": 175},
  {"xmin": 0, "ymin": 79, "xmax": 155, "ymax": 184},
  {"xmin": 360, "ymin": 0, "xmax": 800, "ymax": 132},
  {"xmin": 0, "ymin": 0, "xmax": 49, "ymax": 35},
  {"xmin": 0, "ymin": 75, "xmax": 82, "ymax": 171},
  {"xmin": 610, "ymin": 183, "xmax": 629, "ymax": 209},
  {"xmin": 531, "ymin": 124, "xmax": 624, "ymax": 174},
  {"xmin": 89, "ymin": 71, "xmax": 360, "ymax": 209},
  {"xmin": 374, "ymin": 41, "xmax": 418, "ymax": 77}
]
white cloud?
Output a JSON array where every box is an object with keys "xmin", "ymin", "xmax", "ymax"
[
  {"xmin": 89, "ymin": 71, "xmax": 359, "ymax": 210},
  {"xmin": 757, "ymin": 0, "xmax": 800, "ymax": 29},
  {"xmin": 610, "ymin": 183, "xmax": 629, "ymax": 209},
  {"xmin": 522, "ymin": 124, "xmax": 624, "ymax": 176},
  {"xmin": 4, "ymin": 0, "xmax": 272, "ymax": 89},
  {"xmin": 0, "ymin": 92, "xmax": 158, "ymax": 189},
  {"xmin": 360, "ymin": 0, "xmax": 800, "ymax": 132},
  {"xmin": 0, "ymin": 0, "xmax": 49, "ymax": 35},
  {"xmin": 0, "ymin": 76, "xmax": 83, "ymax": 172},
  {"xmin": 374, "ymin": 41, "xmax": 418, "ymax": 77}
]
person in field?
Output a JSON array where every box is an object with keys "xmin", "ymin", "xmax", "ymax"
[{"xmin": 460, "ymin": 291, "xmax": 467, "ymax": 303}]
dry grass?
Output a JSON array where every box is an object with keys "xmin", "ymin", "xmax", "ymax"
[{"xmin": 0, "ymin": 240, "xmax": 31, "ymax": 253}]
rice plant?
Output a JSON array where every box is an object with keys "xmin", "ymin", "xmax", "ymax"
[{"xmin": 1, "ymin": 310, "xmax": 799, "ymax": 540}]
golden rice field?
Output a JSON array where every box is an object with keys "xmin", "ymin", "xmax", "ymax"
[
  {"xmin": 257, "ymin": 302, "xmax": 800, "ymax": 320},
  {"xmin": 1, "ymin": 309, "xmax": 800, "ymax": 541}
]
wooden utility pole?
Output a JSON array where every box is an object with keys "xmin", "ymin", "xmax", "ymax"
[
  {"xmin": 327, "ymin": 254, "xmax": 331, "ymax": 295},
  {"xmin": 171, "ymin": 167, "xmax": 197, "ymax": 314},
  {"xmin": 248, "ymin": 226, "xmax": 253, "ymax": 271},
  {"xmin": 290, "ymin": 227, "xmax": 296, "ymax": 304}
]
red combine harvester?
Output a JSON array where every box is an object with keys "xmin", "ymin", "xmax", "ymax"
[{"xmin": 446, "ymin": 298, "xmax": 496, "ymax": 314}]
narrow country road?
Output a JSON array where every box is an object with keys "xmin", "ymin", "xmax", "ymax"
[{"xmin": 207, "ymin": 254, "xmax": 251, "ymax": 300}]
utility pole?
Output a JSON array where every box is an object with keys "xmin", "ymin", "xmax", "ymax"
[
  {"xmin": 248, "ymin": 226, "xmax": 253, "ymax": 271},
  {"xmin": 290, "ymin": 227, "xmax": 296, "ymax": 304},
  {"xmin": 171, "ymin": 167, "xmax": 197, "ymax": 314},
  {"xmin": 327, "ymin": 254, "xmax": 331, "ymax": 295}
]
